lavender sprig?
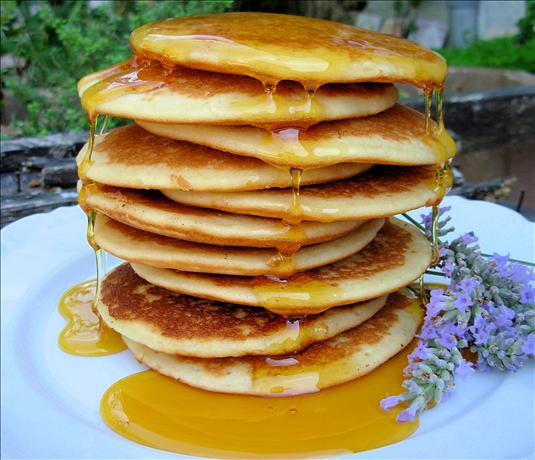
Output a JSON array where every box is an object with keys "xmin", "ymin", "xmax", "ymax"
[{"xmin": 382, "ymin": 207, "xmax": 535, "ymax": 422}]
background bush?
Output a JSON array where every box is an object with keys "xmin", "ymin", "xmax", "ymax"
[
  {"xmin": 1, "ymin": 0, "xmax": 233, "ymax": 137},
  {"xmin": 436, "ymin": 1, "xmax": 535, "ymax": 73}
]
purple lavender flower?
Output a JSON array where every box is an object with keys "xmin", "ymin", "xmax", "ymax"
[
  {"xmin": 455, "ymin": 359, "xmax": 475, "ymax": 378},
  {"xmin": 461, "ymin": 232, "xmax": 478, "ymax": 245},
  {"xmin": 453, "ymin": 291, "xmax": 472, "ymax": 312},
  {"xmin": 397, "ymin": 404, "xmax": 418, "ymax": 422},
  {"xmin": 381, "ymin": 206, "xmax": 534, "ymax": 421},
  {"xmin": 493, "ymin": 305, "xmax": 515, "ymax": 328},
  {"xmin": 380, "ymin": 395, "xmax": 404, "ymax": 411},
  {"xmin": 523, "ymin": 334, "xmax": 535, "ymax": 355},
  {"xmin": 457, "ymin": 277, "xmax": 478, "ymax": 293},
  {"xmin": 426, "ymin": 289, "xmax": 449, "ymax": 318}
]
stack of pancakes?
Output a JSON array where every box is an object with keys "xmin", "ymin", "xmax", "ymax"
[{"xmin": 77, "ymin": 13, "xmax": 454, "ymax": 396}]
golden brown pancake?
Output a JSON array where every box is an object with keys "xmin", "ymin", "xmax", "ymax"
[
  {"xmin": 131, "ymin": 218, "xmax": 431, "ymax": 316},
  {"xmin": 78, "ymin": 61, "xmax": 398, "ymax": 124},
  {"xmin": 123, "ymin": 290, "xmax": 423, "ymax": 396},
  {"xmin": 77, "ymin": 124, "xmax": 372, "ymax": 191},
  {"xmin": 93, "ymin": 213, "xmax": 385, "ymax": 277},
  {"xmin": 130, "ymin": 13, "xmax": 446, "ymax": 87},
  {"xmin": 138, "ymin": 105, "xmax": 455, "ymax": 168},
  {"xmin": 163, "ymin": 165, "xmax": 451, "ymax": 222},
  {"xmin": 83, "ymin": 185, "xmax": 365, "ymax": 251},
  {"xmin": 98, "ymin": 263, "xmax": 387, "ymax": 357}
]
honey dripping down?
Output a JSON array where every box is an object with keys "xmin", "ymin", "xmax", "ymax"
[
  {"xmin": 422, "ymin": 84, "xmax": 453, "ymax": 267},
  {"xmin": 82, "ymin": 59, "xmax": 325, "ymax": 123},
  {"xmin": 256, "ymin": 140, "xmax": 342, "ymax": 313},
  {"xmin": 100, "ymin": 339, "xmax": 419, "ymax": 458},
  {"xmin": 60, "ymin": 116, "xmax": 125, "ymax": 356},
  {"xmin": 261, "ymin": 79, "xmax": 308, "ymax": 278},
  {"xmin": 252, "ymin": 272, "xmax": 343, "ymax": 316},
  {"xmin": 58, "ymin": 279, "xmax": 126, "ymax": 356},
  {"xmin": 80, "ymin": 58, "xmax": 168, "ymax": 120},
  {"xmin": 78, "ymin": 116, "xmax": 102, "ymax": 277}
]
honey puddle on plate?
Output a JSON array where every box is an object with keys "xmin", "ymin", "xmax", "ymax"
[
  {"xmin": 100, "ymin": 343, "xmax": 418, "ymax": 459},
  {"xmin": 58, "ymin": 279, "xmax": 125, "ymax": 356}
]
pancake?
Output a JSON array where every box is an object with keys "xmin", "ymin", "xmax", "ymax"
[
  {"xmin": 131, "ymin": 218, "xmax": 430, "ymax": 316},
  {"xmin": 84, "ymin": 185, "xmax": 364, "ymax": 251},
  {"xmin": 98, "ymin": 263, "xmax": 388, "ymax": 357},
  {"xmin": 123, "ymin": 290, "xmax": 423, "ymax": 396},
  {"xmin": 78, "ymin": 124, "xmax": 373, "ymax": 191},
  {"xmin": 138, "ymin": 105, "xmax": 456, "ymax": 168},
  {"xmin": 130, "ymin": 13, "xmax": 446, "ymax": 87},
  {"xmin": 94, "ymin": 213, "xmax": 385, "ymax": 277},
  {"xmin": 78, "ymin": 61, "xmax": 398, "ymax": 124},
  {"xmin": 163, "ymin": 165, "xmax": 452, "ymax": 222}
]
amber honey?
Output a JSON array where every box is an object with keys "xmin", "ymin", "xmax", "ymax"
[
  {"xmin": 100, "ymin": 342, "xmax": 418, "ymax": 458},
  {"xmin": 58, "ymin": 279, "xmax": 125, "ymax": 356},
  {"xmin": 252, "ymin": 275, "xmax": 342, "ymax": 316},
  {"xmin": 263, "ymin": 108, "xmax": 454, "ymax": 169}
]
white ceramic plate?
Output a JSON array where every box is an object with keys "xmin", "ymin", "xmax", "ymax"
[{"xmin": 1, "ymin": 196, "xmax": 534, "ymax": 459}]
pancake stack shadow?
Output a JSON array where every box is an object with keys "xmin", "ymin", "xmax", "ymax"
[{"xmin": 77, "ymin": 13, "xmax": 455, "ymax": 396}]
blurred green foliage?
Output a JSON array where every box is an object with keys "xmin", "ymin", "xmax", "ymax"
[
  {"xmin": 436, "ymin": 37, "xmax": 535, "ymax": 74},
  {"xmin": 1, "ymin": 0, "xmax": 233, "ymax": 137},
  {"xmin": 437, "ymin": 37, "xmax": 535, "ymax": 72},
  {"xmin": 436, "ymin": 1, "xmax": 535, "ymax": 73},
  {"xmin": 516, "ymin": 0, "xmax": 535, "ymax": 44}
]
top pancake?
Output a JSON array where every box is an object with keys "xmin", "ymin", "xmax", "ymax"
[
  {"xmin": 78, "ymin": 61, "xmax": 397, "ymax": 124},
  {"xmin": 130, "ymin": 13, "xmax": 446, "ymax": 87}
]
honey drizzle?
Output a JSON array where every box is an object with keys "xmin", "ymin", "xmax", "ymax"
[
  {"xmin": 288, "ymin": 166, "xmax": 304, "ymax": 224},
  {"xmin": 77, "ymin": 115, "xmax": 98, "ymax": 181},
  {"xmin": 260, "ymin": 76, "xmax": 312, "ymax": 276},
  {"xmin": 99, "ymin": 115, "xmax": 110, "ymax": 134},
  {"xmin": 424, "ymin": 86, "xmax": 433, "ymax": 134},
  {"xmin": 66, "ymin": 115, "xmax": 119, "ymax": 356},
  {"xmin": 262, "ymin": 79, "xmax": 278, "ymax": 95},
  {"xmin": 423, "ymin": 84, "xmax": 451, "ymax": 268},
  {"xmin": 100, "ymin": 343, "xmax": 419, "ymax": 458},
  {"xmin": 58, "ymin": 279, "xmax": 126, "ymax": 356},
  {"xmin": 251, "ymin": 274, "xmax": 342, "ymax": 317},
  {"xmin": 435, "ymin": 87, "xmax": 444, "ymax": 132},
  {"xmin": 430, "ymin": 205, "xmax": 440, "ymax": 266},
  {"xmin": 80, "ymin": 59, "xmax": 166, "ymax": 120}
]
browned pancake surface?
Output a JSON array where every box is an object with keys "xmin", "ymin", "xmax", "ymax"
[
  {"xmin": 102, "ymin": 264, "xmax": 375, "ymax": 341},
  {"xmin": 94, "ymin": 124, "xmax": 264, "ymax": 170},
  {"xmin": 282, "ymin": 294, "xmax": 405, "ymax": 366},
  {"xmin": 304, "ymin": 104, "xmax": 429, "ymax": 142},
  {"xmin": 299, "ymin": 165, "xmax": 434, "ymax": 199},
  {"xmin": 207, "ymin": 220, "xmax": 411, "ymax": 289},
  {"xmin": 302, "ymin": 220, "xmax": 410, "ymax": 282},
  {"xmin": 178, "ymin": 292, "xmax": 411, "ymax": 371}
]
